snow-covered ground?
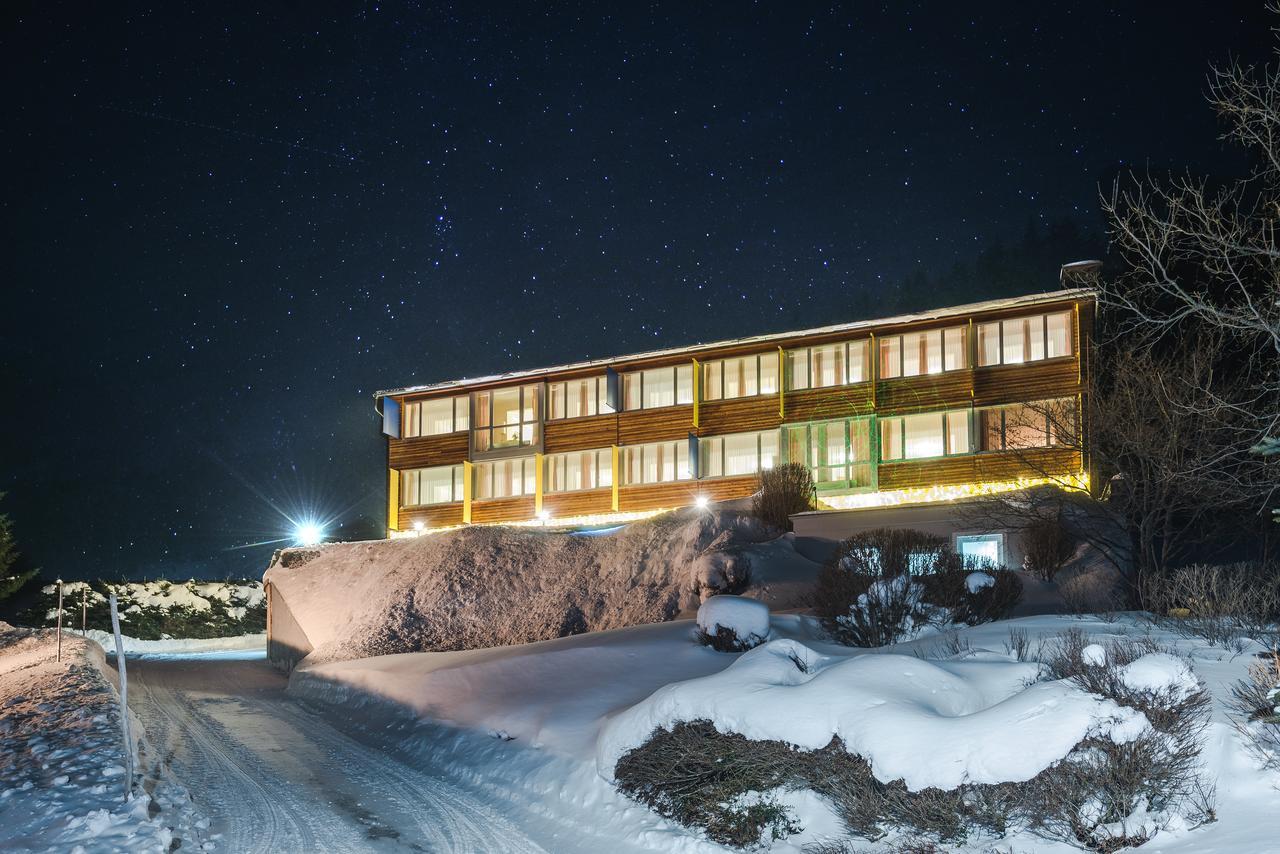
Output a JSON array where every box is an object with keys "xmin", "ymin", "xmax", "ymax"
[
  {"xmin": 0, "ymin": 622, "xmax": 207, "ymax": 854},
  {"xmin": 70, "ymin": 629, "xmax": 265, "ymax": 657},
  {"xmin": 291, "ymin": 613, "xmax": 1280, "ymax": 853}
]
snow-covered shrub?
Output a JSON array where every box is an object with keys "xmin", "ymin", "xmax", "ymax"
[
  {"xmin": 1030, "ymin": 629, "xmax": 1214, "ymax": 850},
  {"xmin": 833, "ymin": 574, "xmax": 949, "ymax": 647},
  {"xmin": 696, "ymin": 595, "xmax": 770, "ymax": 652},
  {"xmin": 917, "ymin": 567, "xmax": 1022, "ymax": 626},
  {"xmin": 21, "ymin": 579, "xmax": 266, "ymax": 639},
  {"xmin": 1228, "ymin": 649, "xmax": 1280, "ymax": 772},
  {"xmin": 751, "ymin": 462, "xmax": 814, "ymax": 532},
  {"xmin": 1140, "ymin": 562, "xmax": 1280, "ymax": 647}
]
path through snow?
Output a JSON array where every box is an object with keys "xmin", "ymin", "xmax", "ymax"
[{"xmin": 127, "ymin": 652, "xmax": 558, "ymax": 853}]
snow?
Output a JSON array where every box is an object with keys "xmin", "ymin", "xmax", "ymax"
[
  {"xmin": 1082, "ymin": 642, "xmax": 1108, "ymax": 666},
  {"xmin": 1120, "ymin": 652, "xmax": 1202, "ymax": 700},
  {"xmin": 0, "ymin": 622, "xmax": 206, "ymax": 853},
  {"xmin": 596, "ymin": 639, "xmax": 1148, "ymax": 791},
  {"xmin": 965, "ymin": 570, "xmax": 995, "ymax": 593},
  {"xmin": 288, "ymin": 612, "xmax": 1280, "ymax": 853},
  {"xmin": 696, "ymin": 596, "xmax": 769, "ymax": 645},
  {"xmin": 70, "ymin": 629, "xmax": 265, "ymax": 657}
]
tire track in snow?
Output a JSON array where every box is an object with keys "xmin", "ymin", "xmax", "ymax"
[{"xmin": 126, "ymin": 655, "xmax": 549, "ymax": 853}]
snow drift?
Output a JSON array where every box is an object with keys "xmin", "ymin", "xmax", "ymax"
[
  {"xmin": 265, "ymin": 505, "xmax": 820, "ymax": 666},
  {"xmin": 596, "ymin": 638, "xmax": 1151, "ymax": 791}
]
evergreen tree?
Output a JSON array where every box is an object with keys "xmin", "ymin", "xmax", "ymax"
[{"xmin": 0, "ymin": 495, "xmax": 37, "ymax": 604}]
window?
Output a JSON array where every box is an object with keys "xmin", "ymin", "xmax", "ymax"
[
  {"xmin": 702, "ymin": 352, "xmax": 779, "ymax": 401},
  {"xmin": 879, "ymin": 409, "xmax": 971, "ymax": 461},
  {"xmin": 787, "ymin": 340, "xmax": 870, "ymax": 390},
  {"xmin": 622, "ymin": 364, "xmax": 694, "ymax": 410},
  {"xmin": 784, "ymin": 419, "xmax": 874, "ymax": 488},
  {"xmin": 403, "ymin": 395, "xmax": 469, "ymax": 438},
  {"xmin": 474, "ymin": 457, "xmax": 536, "ymax": 500},
  {"xmin": 548, "ymin": 376, "xmax": 613, "ymax": 420},
  {"xmin": 700, "ymin": 430, "xmax": 779, "ymax": 478},
  {"xmin": 401, "ymin": 465, "xmax": 465, "ymax": 506},
  {"xmin": 621, "ymin": 440, "xmax": 692, "ymax": 485},
  {"xmin": 878, "ymin": 327, "xmax": 967, "ymax": 379},
  {"xmin": 955, "ymin": 533, "xmax": 1003, "ymax": 566},
  {"xmin": 977, "ymin": 399, "xmax": 1077, "ymax": 451},
  {"xmin": 473, "ymin": 384, "xmax": 541, "ymax": 451},
  {"xmin": 976, "ymin": 311, "xmax": 1074, "ymax": 366},
  {"xmin": 545, "ymin": 448, "xmax": 613, "ymax": 493}
]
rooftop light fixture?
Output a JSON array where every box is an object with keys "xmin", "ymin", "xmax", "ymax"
[
  {"xmin": 295, "ymin": 522, "xmax": 324, "ymax": 547},
  {"xmin": 694, "ymin": 495, "xmax": 709, "ymax": 510}
]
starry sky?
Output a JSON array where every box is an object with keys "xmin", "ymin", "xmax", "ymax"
[{"xmin": 1, "ymin": 3, "xmax": 1271, "ymax": 581}]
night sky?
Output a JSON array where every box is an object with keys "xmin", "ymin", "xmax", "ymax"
[{"xmin": 2, "ymin": 3, "xmax": 1271, "ymax": 581}]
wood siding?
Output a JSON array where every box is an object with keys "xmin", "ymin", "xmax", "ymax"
[
  {"xmin": 973, "ymin": 358, "xmax": 1079, "ymax": 407},
  {"xmin": 698, "ymin": 395, "xmax": 782, "ymax": 436},
  {"xmin": 877, "ymin": 447, "xmax": 1082, "ymax": 491},
  {"xmin": 783, "ymin": 385, "xmax": 874, "ymax": 424},
  {"xmin": 544, "ymin": 414, "xmax": 617, "ymax": 453},
  {"xmin": 542, "ymin": 488, "xmax": 613, "ymax": 518},
  {"xmin": 875, "ymin": 369, "xmax": 973, "ymax": 414},
  {"xmin": 388, "ymin": 432, "xmax": 468, "ymax": 470},
  {"xmin": 618, "ymin": 404, "xmax": 694, "ymax": 445},
  {"xmin": 617, "ymin": 475, "xmax": 758, "ymax": 512},
  {"xmin": 399, "ymin": 502, "xmax": 464, "ymax": 529},
  {"xmin": 471, "ymin": 495, "xmax": 536, "ymax": 524}
]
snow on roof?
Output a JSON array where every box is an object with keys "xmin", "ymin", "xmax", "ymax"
[{"xmin": 374, "ymin": 286, "xmax": 1096, "ymax": 399}]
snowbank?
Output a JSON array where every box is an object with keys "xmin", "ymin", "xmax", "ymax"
[
  {"xmin": 697, "ymin": 596, "xmax": 770, "ymax": 645},
  {"xmin": 596, "ymin": 638, "xmax": 1149, "ymax": 790},
  {"xmin": 70, "ymin": 629, "xmax": 265, "ymax": 657},
  {"xmin": 0, "ymin": 622, "xmax": 206, "ymax": 852},
  {"xmin": 266, "ymin": 505, "xmax": 820, "ymax": 665}
]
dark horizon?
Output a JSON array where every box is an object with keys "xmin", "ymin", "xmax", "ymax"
[{"xmin": 2, "ymin": 3, "xmax": 1271, "ymax": 580}]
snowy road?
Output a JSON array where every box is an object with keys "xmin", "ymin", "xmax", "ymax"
[{"xmin": 126, "ymin": 654, "xmax": 558, "ymax": 854}]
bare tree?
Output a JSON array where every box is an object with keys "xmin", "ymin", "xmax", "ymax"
[
  {"xmin": 961, "ymin": 334, "xmax": 1270, "ymax": 601},
  {"xmin": 1101, "ymin": 15, "xmax": 1280, "ymax": 506}
]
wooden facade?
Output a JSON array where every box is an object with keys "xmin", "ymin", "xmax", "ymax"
[{"xmin": 377, "ymin": 288, "xmax": 1095, "ymax": 532}]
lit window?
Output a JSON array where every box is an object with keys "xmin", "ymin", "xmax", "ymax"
[
  {"xmin": 621, "ymin": 365, "xmax": 694, "ymax": 411},
  {"xmin": 545, "ymin": 448, "xmax": 612, "ymax": 493},
  {"xmin": 401, "ymin": 464, "xmax": 465, "ymax": 506},
  {"xmin": 699, "ymin": 430, "xmax": 779, "ymax": 478},
  {"xmin": 620, "ymin": 440, "xmax": 692, "ymax": 485},
  {"xmin": 977, "ymin": 311, "xmax": 1075, "ymax": 367},
  {"xmin": 879, "ymin": 327, "xmax": 966, "ymax": 379},
  {"xmin": 702, "ymin": 352, "xmax": 779, "ymax": 401},
  {"xmin": 783, "ymin": 418, "xmax": 873, "ymax": 487},
  {"xmin": 879, "ymin": 409, "xmax": 971, "ymax": 461},
  {"xmin": 977, "ymin": 399, "xmax": 1076, "ymax": 451},
  {"xmin": 786, "ymin": 340, "xmax": 869, "ymax": 390},
  {"xmin": 474, "ymin": 457, "xmax": 536, "ymax": 499},
  {"xmin": 403, "ymin": 395, "xmax": 469, "ymax": 438},
  {"xmin": 548, "ymin": 376, "xmax": 612, "ymax": 420},
  {"xmin": 472, "ymin": 385, "xmax": 540, "ymax": 451},
  {"xmin": 955, "ymin": 533, "xmax": 1003, "ymax": 566}
]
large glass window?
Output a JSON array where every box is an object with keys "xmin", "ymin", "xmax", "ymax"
[
  {"xmin": 548, "ymin": 376, "xmax": 613, "ymax": 420},
  {"xmin": 878, "ymin": 327, "xmax": 967, "ymax": 379},
  {"xmin": 473, "ymin": 384, "xmax": 540, "ymax": 451},
  {"xmin": 474, "ymin": 457, "xmax": 536, "ymax": 500},
  {"xmin": 545, "ymin": 448, "xmax": 612, "ymax": 493},
  {"xmin": 699, "ymin": 430, "xmax": 779, "ymax": 479},
  {"xmin": 401, "ymin": 465, "xmax": 465, "ymax": 506},
  {"xmin": 879, "ymin": 409, "xmax": 971, "ymax": 461},
  {"xmin": 622, "ymin": 364, "xmax": 694, "ymax": 411},
  {"xmin": 787, "ymin": 340, "xmax": 870, "ymax": 390},
  {"xmin": 977, "ymin": 311, "xmax": 1074, "ymax": 366},
  {"xmin": 702, "ymin": 352, "xmax": 779, "ymax": 401},
  {"xmin": 621, "ymin": 440, "xmax": 692, "ymax": 485},
  {"xmin": 977, "ymin": 399, "xmax": 1077, "ymax": 451},
  {"xmin": 784, "ymin": 419, "xmax": 874, "ymax": 488},
  {"xmin": 403, "ymin": 395, "xmax": 469, "ymax": 438}
]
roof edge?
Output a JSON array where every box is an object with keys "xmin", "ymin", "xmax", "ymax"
[{"xmin": 374, "ymin": 286, "xmax": 1096, "ymax": 399}]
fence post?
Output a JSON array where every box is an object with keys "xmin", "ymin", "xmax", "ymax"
[
  {"xmin": 56, "ymin": 580, "xmax": 63, "ymax": 662},
  {"xmin": 108, "ymin": 593, "xmax": 134, "ymax": 801},
  {"xmin": 81, "ymin": 584, "xmax": 87, "ymax": 633}
]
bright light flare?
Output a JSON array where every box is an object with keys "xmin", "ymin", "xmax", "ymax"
[
  {"xmin": 295, "ymin": 523, "xmax": 325, "ymax": 546},
  {"xmin": 694, "ymin": 495, "xmax": 710, "ymax": 509}
]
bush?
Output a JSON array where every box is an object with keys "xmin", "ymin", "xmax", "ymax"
[
  {"xmin": 814, "ymin": 529, "xmax": 1022, "ymax": 646},
  {"xmin": 1022, "ymin": 515, "xmax": 1076, "ymax": 581},
  {"xmin": 752, "ymin": 463, "xmax": 814, "ymax": 532},
  {"xmin": 1140, "ymin": 562, "xmax": 1280, "ymax": 647},
  {"xmin": 1227, "ymin": 649, "xmax": 1280, "ymax": 772},
  {"xmin": 696, "ymin": 595, "xmax": 770, "ymax": 652},
  {"xmin": 615, "ymin": 630, "xmax": 1214, "ymax": 852}
]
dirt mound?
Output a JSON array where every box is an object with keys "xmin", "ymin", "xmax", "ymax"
[{"xmin": 264, "ymin": 506, "xmax": 817, "ymax": 666}]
